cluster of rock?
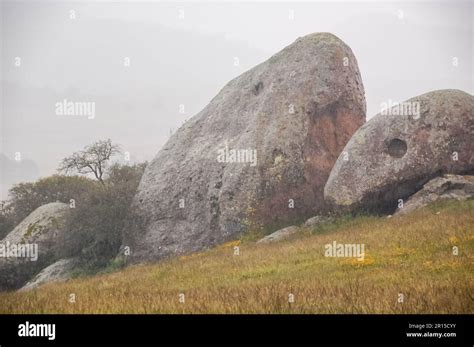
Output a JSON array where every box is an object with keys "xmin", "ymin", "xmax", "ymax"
[
  {"xmin": 262, "ymin": 90, "xmax": 473, "ymax": 243},
  {"xmin": 1, "ymin": 32, "xmax": 472, "ymax": 289},
  {"xmin": 126, "ymin": 33, "xmax": 472, "ymax": 250},
  {"xmin": 123, "ymin": 32, "xmax": 366, "ymax": 262}
]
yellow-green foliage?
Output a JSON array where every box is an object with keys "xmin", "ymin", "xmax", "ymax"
[
  {"xmin": 1, "ymin": 199, "xmax": 472, "ymax": 314},
  {"xmin": 21, "ymin": 221, "xmax": 45, "ymax": 243},
  {"xmin": 23, "ymin": 222, "xmax": 39, "ymax": 240}
]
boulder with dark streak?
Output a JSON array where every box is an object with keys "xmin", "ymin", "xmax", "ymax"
[
  {"xmin": 125, "ymin": 33, "xmax": 366, "ymax": 262},
  {"xmin": 325, "ymin": 89, "xmax": 474, "ymax": 213}
]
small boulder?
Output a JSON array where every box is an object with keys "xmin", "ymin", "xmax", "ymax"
[
  {"xmin": 0, "ymin": 202, "xmax": 71, "ymax": 291},
  {"xmin": 395, "ymin": 175, "xmax": 474, "ymax": 215},
  {"xmin": 325, "ymin": 89, "xmax": 474, "ymax": 213},
  {"xmin": 256, "ymin": 226, "xmax": 300, "ymax": 244},
  {"xmin": 19, "ymin": 258, "xmax": 79, "ymax": 291},
  {"xmin": 303, "ymin": 215, "xmax": 334, "ymax": 228}
]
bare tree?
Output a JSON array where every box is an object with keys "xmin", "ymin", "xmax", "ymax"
[{"xmin": 58, "ymin": 139, "xmax": 120, "ymax": 184}]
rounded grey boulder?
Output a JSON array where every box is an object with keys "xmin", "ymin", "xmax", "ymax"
[
  {"xmin": 324, "ymin": 89, "xmax": 474, "ymax": 213},
  {"xmin": 0, "ymin": 202, "xmax": 71, "ymax": 290},
  {"xmin": 125, "ymin": 33, "xmax": 366, "ymax": 262},
  {"xmin": 19, "ymin": 257, "xmax": 79, "ymax": 291}
]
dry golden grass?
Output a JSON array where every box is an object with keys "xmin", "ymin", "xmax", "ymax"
[{"xmin": 0, "ymin": 199, "xmax": 472, "ymax": 314}]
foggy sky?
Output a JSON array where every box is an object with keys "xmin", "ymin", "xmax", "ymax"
[{"xmin": 1, "ymin": 0, "xmax": 473, "ymax": 199}]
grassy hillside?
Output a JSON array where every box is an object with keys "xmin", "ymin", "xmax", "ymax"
[{"xmin": 0, "ymin": 199, "xmax": 472, "ymax": 314}]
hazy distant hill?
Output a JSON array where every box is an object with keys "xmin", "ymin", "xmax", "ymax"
[
  {"xmin": 0, "ymin": 153, "xmax": 39, "ymax": 200},
  {"xmin": 1, "ymin": 4, "xmax": 269, "ymax": 194}
]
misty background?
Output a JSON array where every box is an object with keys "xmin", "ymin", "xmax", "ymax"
[{"xmin": 1, "ymin": 0, "xmax": 473, "ymax": 199}]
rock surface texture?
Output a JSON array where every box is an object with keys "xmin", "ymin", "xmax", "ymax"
[
  {"xmin": 325, "ymin": 89, "xmax": 474, "ymax": 213},
  {"xmin": 395, "ymin": 175, "xmax": 474, "ymax": 215},
  {"xmin": 125, "ymin": 33, "xmax": 366, "ymax": 262},
  {"xmin": 0, "ymin": 202, "xmax": 71, "ymax": 290}
]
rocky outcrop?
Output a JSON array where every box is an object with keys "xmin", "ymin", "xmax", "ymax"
[
  {"xmin": 125, "ymin": 33, "xmax": 366, "ymax": 262},
  {"xmin": 19, "ymin": 258, "xmax": 79, "ymax": 291},
  {"xmin": 256, "ymin": 226, "xmax": 300, "ymax": 244},
  {"xmin": 0, "ymin": 202, "xmax": 71, "ymax": 290},
  {"xmin": 325, "ymin": 89, "xmax": 474, "ymax": 213},
  {"xmin": 395, "ymin": 175, "xmax": 474, "ymax": 215}
]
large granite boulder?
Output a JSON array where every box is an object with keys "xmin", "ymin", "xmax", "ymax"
[
  {"xmin": 0, "ymin": 202, "xmax": 71, "ymax": 290},
  {"xmin": 125, "ymin": 33, "xmax": 366, "ymax": 262},
  {"xmin": 325, "ymin": 89, "xmax": 474, "ymax": 213}
]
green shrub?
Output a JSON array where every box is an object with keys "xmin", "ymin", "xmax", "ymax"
[
  {"xmin": 61, "ymin": 162, "xmax": 146, "ymax": 270},
  {"xmin": 1, "ymin": 162, "xmax": 147, "ymax": 274}
]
